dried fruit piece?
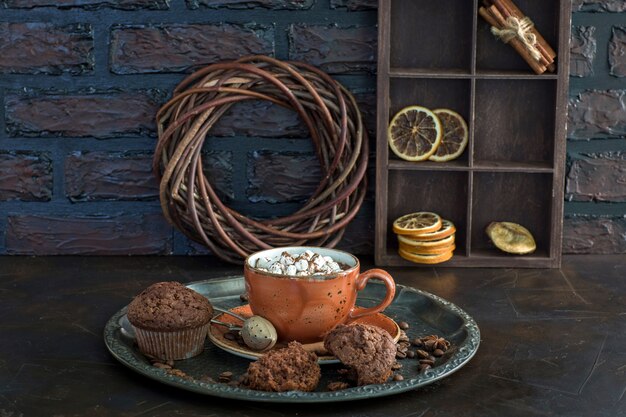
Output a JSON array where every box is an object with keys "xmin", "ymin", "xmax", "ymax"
[
  {"xmin": 398, "ymin": 248, "xmax": 453, "ymax": 264},
  {"xmin": 486, "ymin": 222, "xmax": 536, "ymax": 255},
  {"xmin": 393, "ymin": 212, "xmax": 442, "ymax": 235},
  {"xmin": 397, "ymin": 233, "xmax": 455, "ymax": 250},
  {"xmin": 428, "ymin": 109, "xmax": 469, "ymax": 162},
  {"xmin": 388, "ymin": 106, "xmax": 442, "ymax": 161},
  {"xmin": 399, "ymin": 242, "xmax": 455, "ymax": 255},
  {"xmin": 401, "ymin": 219, "xmax": 456, "ymax": 241}
]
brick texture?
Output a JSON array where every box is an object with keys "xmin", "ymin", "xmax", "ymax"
[
  {"xmin": 202, "ymin": 151, "xmax": 234, "ymax": 201},
  {"xmin": 570, "ymin": 26, "xmax": 596, "ymax": 77},
  {"xmin": 572, "ymin": 0, "xmax": 626, "ymax": 12},
  {"xmin": 187, "ymin": 0, "xmax": 312, "ymax": 9},
  {"xmin": 354, "ymin": 90, "xmax": 376, "ymax": 136},
  {"xmin": 110, "ymin": 24, "xmax": 274, "ymax": 74},
  {"xmin": 567, "ymin": 90, "xmax": 626, "ymax": 140},
  {"xmin": 0, "ymin": 23, "xmax": 93, "ymax": 75},
  {"xmin": 247, "ymin": 151, "xmax": 320, "ymax": 203},
  {"xmin": 609, "ymin": 26, "xmax": 626, "ymax": 77},
  {"xmin": 330, "ymin": 0, "xmax": 376, "ymax": 11},
  {"xmin": 566, "ymin": 152, "xmax": 626, "ymax": 202},
  {"xmin": 288, "ymin": 24, "xmax": 377, "ymax": 74},
  {"xmin": 211, "ymin": 101, "xmax": 307, "ymax": 138},
  {"xmin": 5, "ymin": 90, "xmax": 162, "ymax": 138},
  {"xmin": 563, "ymin": 216, "xmax": 626, "ymax": 254},
  {"xmin": 6, "ymin": 214, "xmax": 172, "ymax": 255},
  {"xmin": 1, "ymin": 0, "xmax": 168, "ymax": 9},
  {"xmin": 0, "ymin": 151, "xmax": 52, "ymax": 202},
  {"xmin": 65, "ymin": 151, "xmax": 158, "ymax": 202}
]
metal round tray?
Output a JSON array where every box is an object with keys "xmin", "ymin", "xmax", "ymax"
[{"xmin": 104, "ymin": 275, "xmax": 480, "ymax": 403}]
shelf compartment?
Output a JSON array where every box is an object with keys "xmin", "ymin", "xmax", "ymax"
[
  {"xmin": 389, "ymin": 78, "xmax": 472, "ymax": 165},
  {"xmin": 386, "ymin": 170, "xmax": 469, "ymax": 256},
  {"xmin": 475, "ymin": 0, "xmax": 560, "ymax": 73},
  {"xmin": 473, "ymin": 79, "xmax": 556, "ymax": 165},
  {"xmin": 390, "ymin": 0, "xmax": 473, "ymax": 72},
  {"xmin": 471, "ymin": 172, "xmax": 552, "ymax": 257}
]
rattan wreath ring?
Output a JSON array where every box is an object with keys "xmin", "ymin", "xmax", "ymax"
[{"xmin": 153, "ymin": 55, "xmax": 368, "ymax": 263}]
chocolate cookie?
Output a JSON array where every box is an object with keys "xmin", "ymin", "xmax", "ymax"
[
  {"xmin": 324, "ymin": 323, "xmax": 396, "ymax": 385},
  {"xmin": 243, "ymin": 341, "xmax": 321, "ymax": 392}
]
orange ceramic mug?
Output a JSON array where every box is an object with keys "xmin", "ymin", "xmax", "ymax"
[{"xmin": 244, "ymin": 247, "xmax": 396, "ymax": 344}]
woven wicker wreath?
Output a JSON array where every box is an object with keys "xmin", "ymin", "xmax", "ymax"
[{"xmin": 153, "ymin": 55, "xmax": 368, "ymax": 263}]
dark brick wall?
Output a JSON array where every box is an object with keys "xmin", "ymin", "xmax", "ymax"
[
  {"xmin": 567, "ymin": 4, "xmax": 626, "ymax": 254},
  {"xmin": 0, "ymin": 1, "xmax": 623, "ymax": 255}
]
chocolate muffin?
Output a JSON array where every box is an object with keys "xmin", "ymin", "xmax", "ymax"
[
  {"xmin": 324, "ymin": 323, "xmax": 396, "ymax": 386},
  {"xmin": 243, "ymin": 342, "xmax": 321, "ymax": 392},
  {"xmin": 127, "ymin": 281, "xmax": 213, "ymax": 360}
]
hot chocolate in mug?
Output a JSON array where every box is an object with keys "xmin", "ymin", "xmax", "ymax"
[{"xmin": 244, "ymin": 247, "xmax": 396, "ymax": 343}]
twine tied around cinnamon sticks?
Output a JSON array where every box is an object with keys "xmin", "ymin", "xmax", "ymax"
[
  {"xmin": 491, "ymin": 16, "xmax": 542, "ymax": 62},
  {"xmin": 479, "ymin": 0, "xmax": 556, "ymax": 74}
]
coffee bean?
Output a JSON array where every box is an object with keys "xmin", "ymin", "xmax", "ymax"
[
  {"xmin": 166, "ymin": 359, "xmax": 175, "ymax": 367},
  {"xmin": 424, "ymin": 339, "xmax": 437, "ymax": 350},
  {"xmin": 419, "ymin": 359, "xmax": 435, "ymax": 366},
  {"xmin": 219, "ymin": 371, "xmax": 233, "ymax": 383},
  {"xmin": 411, "ymin": 338, "xmax": 423, "ymax": 347},
  {"xmin": 419, "ymin": 363, "xmax": 431, "ymax": 372},
  {"xmin": 433, "ymin": 348, "xmax": 444, "ymax": 357},
  {"xmin": 393, "ymin": 374, "xmax": 404, "ymax": 381},
  {"xmin": 152, "ymin": 362, "xmax": 171, "ymax": 370},
  {"xmin": 416, "ymin": 349, "xmax": 430, "ymax": 359},
  {"xmin": 406, "ymin": 350, "xmax": 416, "ymax": 359},
  {"xmin": 391, "ymin": 362, "xmax": 402, "ymax": 370},
  {"xmin": 168, "ymin": 368, "xmax": 190, "ymax": 379},
  {"xmin": 396, "ymin": 350, "xmax": 407, "ymax": 359}
]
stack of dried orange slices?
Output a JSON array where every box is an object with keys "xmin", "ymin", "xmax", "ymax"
[{"xmin": 393, "ymin": 212, "xmax": 456, "ymax": 264}]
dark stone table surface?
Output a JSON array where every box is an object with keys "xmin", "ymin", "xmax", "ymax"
[{"xmin": 0, "ymin": 255, "xmax": 624, "ymax": 417}]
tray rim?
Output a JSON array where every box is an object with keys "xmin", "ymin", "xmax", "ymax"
[{"xmin": 104, "ymin": 275, "xmax": 481, "ymax": 403}]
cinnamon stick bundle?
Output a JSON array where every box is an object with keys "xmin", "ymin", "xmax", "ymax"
[{"xmin": 479, "ymin": 0, "xmax": 556, "ymax": 74}]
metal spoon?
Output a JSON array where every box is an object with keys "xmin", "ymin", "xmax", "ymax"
[{"xmin": 211, "ymin": 306, "xmax": 277, "ymax": 351}]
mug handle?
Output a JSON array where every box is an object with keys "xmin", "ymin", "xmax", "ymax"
[{"xmin": 347, "ymin": 269, "xmax": 396, "ymax": 321}]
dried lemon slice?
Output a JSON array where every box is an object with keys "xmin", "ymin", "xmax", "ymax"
[
  {"xmin": 428, "ymin": 109, "xmax": 469, "ymax": 162},
  {"xmin": 400, "ymin": 219, "xmax": 456, "ymax": 241},
  {"xmin": 398, "ymin": 248, "xmax": 454, "ymax": 264},
  {"xmin": 486, "ymin": 222, "xmax": 536, "ymax": 255},
  {"xmin": 393, "ymin": 212, "xmax": 442, "ymax": 235},
  {"xmin": 388, "ymin": 106, "xmax": 442, "ymax": 161}
]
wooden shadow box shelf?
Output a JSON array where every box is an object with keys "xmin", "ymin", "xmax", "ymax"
[{"xmin": 375, "ymin": 0, "xmax": 571, "ymax": 268}]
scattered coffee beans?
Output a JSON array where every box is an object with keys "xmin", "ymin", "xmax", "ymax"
[{"xmin": 399, "ymin": 321, "xmax": 410, "ymax": 330}]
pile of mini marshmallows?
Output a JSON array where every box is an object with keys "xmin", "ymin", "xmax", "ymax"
[{"xmin": 254, "ymin": 250, "xmax": 343, "ymax": 276}]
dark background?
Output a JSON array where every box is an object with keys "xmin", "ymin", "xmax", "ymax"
[{"xmin": 0, "ymin": 0, "xmax": 624, "ymax": 256}]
